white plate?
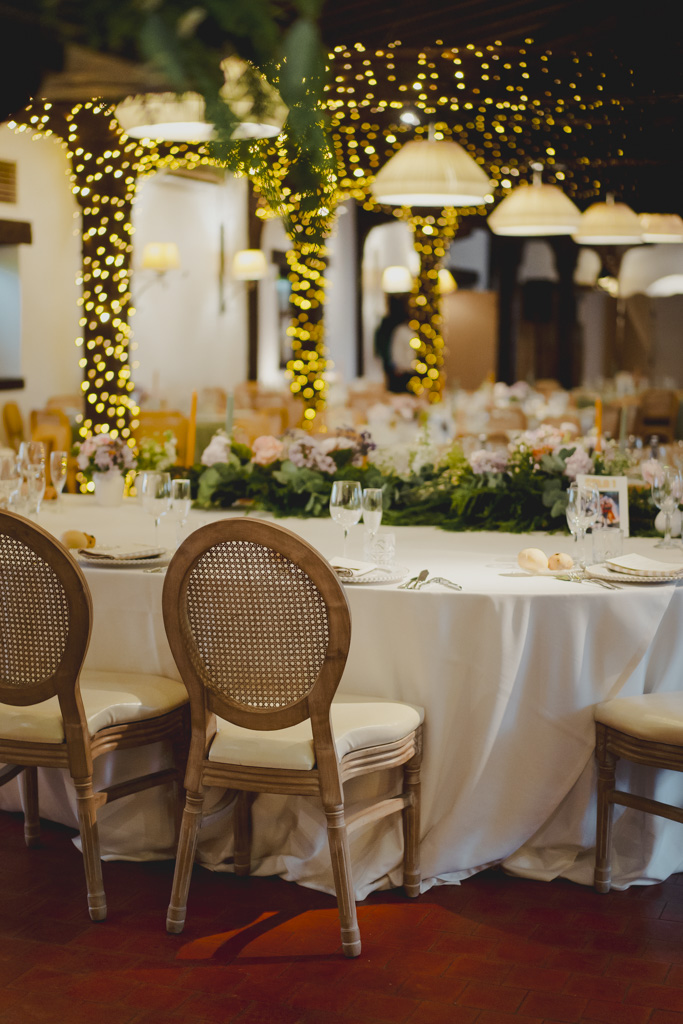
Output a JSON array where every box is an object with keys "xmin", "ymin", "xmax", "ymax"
[
  {"xmin": 77, "ymin": 551, "xmax": 172, "ymax": 569},
  {"xmin": 586, "ymin": 563, "xmax": 682, "ymax": 585},
  {"xmin": 340, "ymin": 565, "xmax": 409, "ymax": 586},
  {"xmin": 605, "ymin": 554, "xmax": 683, "ymax": 577}
]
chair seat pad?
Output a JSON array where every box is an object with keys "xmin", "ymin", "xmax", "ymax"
[
  {"xmin": 0, "ymin": 669, "xmax": 188, "ymax": 745},
  {"xmin": 595, "ymin": 692, "xmax": 683, "ymax": 746},
  {"xmin": 209, "ymin": 693, "xmax": 424, "ymax": 771}
]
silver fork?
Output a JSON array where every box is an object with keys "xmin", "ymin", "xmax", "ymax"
[
  {"xmin": 416, "ymin": 575, "xmax": 462, "ymax": 591},
  {"xmin": 398, "ymin": 569, "xmax": 429, "ymax": 590}
]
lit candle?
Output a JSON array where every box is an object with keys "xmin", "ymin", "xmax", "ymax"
[
  {"xmin": 186, "ymin": 390, "xmax": 197, "ymax": 467},
  {"xmin": 594, "ymin": 398, "xmax": 603, "ymax": 453},
  {"xmin": 225, "ymin": 391, "xmax": 234, "ymax": 436}
]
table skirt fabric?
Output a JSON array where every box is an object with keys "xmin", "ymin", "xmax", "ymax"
[{"xmin": 2, "ymin": 499, "xmax": 683, "ymax": 898}]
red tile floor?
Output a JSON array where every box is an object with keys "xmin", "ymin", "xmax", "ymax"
[{"xmin": 2, "ymin": 812, "xmax": 683, "ymax": 1024}]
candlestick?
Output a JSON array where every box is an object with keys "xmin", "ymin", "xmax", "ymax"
[
  {"xmin": 225, "ymin": 392, "xmax": 234, "ymax": 437},
  {"xmin": 186, "ymin": 390, "xmax": 197, "ymax": 467},
  {"xmin": 594, "ymin": 398, "xmax": 603, "ymax": 454},
  {"xmin": 619, "ymin": 404, "xmax": 628, "ymax": 448}
]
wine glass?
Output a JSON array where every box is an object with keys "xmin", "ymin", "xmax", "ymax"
[
  {"xmin": 170, "ymin": 478, "xmax": 192, "ymax": 547},
  {"xmin": 26, "ymin": 462, "xmax": 46, "ymax": 515},
  {"xmin": 652, "ymin": 466, "xmax": 683, "ymax": 549},
  {"xmin": 329, "ymin": 480, "xmax": 362, "ymax": 558},
  {"xmin": 140, "ymin": 471, "xmax": 171, "ymax": 547},
  {"xmin": 0, "ymin": 455, "xmax": 20, "ymax": 510},
  {"xmin": 566, "ymin": 483, "xmax": 600, "ymax": 568},
  {"xmin": 49, "ymin": 450, "xmax": 69, "ymax": 504}
]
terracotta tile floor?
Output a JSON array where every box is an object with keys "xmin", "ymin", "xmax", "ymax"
[{"xmin": 2, "ymin": 813, "xmax": 683, "ymax": 1023}]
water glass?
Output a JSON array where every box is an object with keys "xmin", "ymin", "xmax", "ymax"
[
  {"xmin": 329, "ymin": 480, "xmax": 362, "ymax": 557},
  {"xmin": 591, "ymin": 526, "xmax": 624, "ymax": 565},
  {"xmin": 365, "ymin": 531, "xmax": 396, "ymax": 569},
  {"xmin": 362, "ymin": 488, "xmax": 383, "ymax": 539},
  {"xmin": 566, "ymin": 483, "xmax": 600, "ymax": 568},
  {"xmin": 170, "ymin": 478, "xmax": 192, "ymax": 547},
  {"xmin": 0, "ymin": 455, "xmax": 20, "ymax": 510},
  {"xmin": 26, "ymin": 462, "xmax": 46, "ymax": 514},
  {"xmin": 139, "ymin": 471, "xmax": 172, "ymax": 546}
]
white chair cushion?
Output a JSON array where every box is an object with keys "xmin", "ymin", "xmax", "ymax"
[
  {"xmin": 0, "ymin": 669, "xmax": 188, "ymax": 745},
  {"xmin": 209, "ymin": 693, "xmax": 424, "ymax": 771},
  {"xmin": 595, "ymin": 692, "xmax": 683, "ymax": 746}
]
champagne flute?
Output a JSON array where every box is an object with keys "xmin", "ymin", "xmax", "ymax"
[
  {"xmin": 140, "ymin": 471, "xmax": 171, "ymax": 547},
  {"xmin": 49, "ymin": 450, "xmax": 69, "ymax": 504},
  {"xmin": 330, "ymin": 480, "xmax": 362, "ymax": 558},
  {"xmin": 566, "ymin": 483, "xmax": 600, "ymax": 568},
  {"xmin": 362, "ymin": 487, "xmax": 383, "ymax": 560},
  {"xmin": 170, "ymin": 478, "xmax": 192, "ymax": 547},
  {"xmin": 652, "ymin": 466, "xmax": 682, "ymax": 549}
]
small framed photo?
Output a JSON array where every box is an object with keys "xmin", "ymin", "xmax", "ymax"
[{"xmin": 576, "ymin": 474, "xmax": 630, "ymax": 537}]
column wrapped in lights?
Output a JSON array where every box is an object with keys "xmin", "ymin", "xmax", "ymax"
[{"xmin": 284, "ymin": 244, "xmax": 329, "ymax": 424}]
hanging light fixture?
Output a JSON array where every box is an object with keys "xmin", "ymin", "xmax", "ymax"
[
  {"xmin": 370, "ymin": 126, "xmax": 492, "ymax": 208},
  {"xmin": 487, "ymin": 167, "xmax": 581, "ymax": 236},
  {"xmin": 115, "ymin": 56, "xmax": 288, "ymax": 142},
  {"xmin": 619, "ymin": 244, "xmax": 683, "ymax": 297},
  {"xmin": 640, "ymin": 213, "xmax": 683, "ymax": 243},
  {"xmin": 573, "ymin": 195, "xmax": 643, "ymax": 245},
  {"xmin": 381, "ymin": 265, "xmax": 414, "ymax": 293},
  {"xmin": 232, "ymin": 249, "xmax": 269, "ymax": 281}
]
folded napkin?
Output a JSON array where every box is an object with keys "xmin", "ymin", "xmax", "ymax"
[
  {"xmin": 78, "ymin": 544, "xmax": 166, "ymax": 561},
  {"xmin": 329, "ymin": 557, "xmax": 377, "ymax": 579},
  {"xmin": 605, "ymin": 554, "xmax": 683, "ymax": 578}
]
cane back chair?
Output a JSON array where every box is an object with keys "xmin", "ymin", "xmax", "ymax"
[
  {"xmin": 594, "ymin": 692, "xmax": 683, "ymax": 893},
  {"xmin": 162, "ymin": 518, "xmax": 423, "ymax": 957},
  {"xmin": 0, "ymin": 509, "xmax": 190, "ymax": 920}
]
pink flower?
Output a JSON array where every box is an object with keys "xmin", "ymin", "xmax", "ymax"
[
  {"xmin": 251, "ymin": 435, "xmax": 285, "ymax": 466},
  {"xmin": 641, "ymin": 458, "xmax": 662, "ymax": 486},
  {"xmin": 564, "ymin": 447, "xmax": 594, "ymax": 480},
  {"xmin": 201, "ymin": 433, "xmax": 232, "ymax": 467},
  {"xmin": 468, "ymin": 449, "xmax": 509, "ymax": 474}
]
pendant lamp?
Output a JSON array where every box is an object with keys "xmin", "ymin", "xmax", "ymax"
[
  {"xmin": 640, "ymin": 213, "xmax": 683, "ymax": 243},
  {"xmin": 115, "ymin": 57, "xmax": 288, "ymax": 142},
  {"xmin": 370, "ymin": 127, "xmax": 491, "ymax": 208},
  {"xmin": 619, "ymin": 244, "xmax": 683, "ymax": 297},
  {"xmin": 573, "ymin": 195, "xmax": 643, "ymax": 245},
  {"xmin": 487, "ymin": 169, "xmax": 581, "ymax": 236}
]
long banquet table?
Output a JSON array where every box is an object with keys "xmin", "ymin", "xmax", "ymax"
[{"xmin": 2, "ymin": 496, "xmax": 683, "ymax": 898}]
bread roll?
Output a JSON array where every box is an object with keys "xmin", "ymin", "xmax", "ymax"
[
  {"xmin": 548, "ymin": 552, "xmax": 574, "ymax": 571},
  {"xmin": 517, "ymin": 548, "xmax": 548, "ymax": 572},
  {"xmin": 60, "ymin": 530, "xmax": 96, "ymax": 550}
]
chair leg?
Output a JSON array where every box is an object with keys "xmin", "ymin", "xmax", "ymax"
[
  {"xmin": 167, "ymin": 791, "xmax": 204, "ymax": 934},
  {"xmin": 234, "ymin": 790, "xmax": 254, "ymax": 877},
  {"xmin": 324, "ymin": 805, "xmax": 361, "ymax": 958},
  {"xmin": 73, "ymin": 777, "xmax": 107, "ymax": 921},
  {"xmin": 595, "ymin": 726, "xmax": 617, "ymax": 894},
  {"xmin": 402, "ymin": 748, "xmax": 422, "ymax": 898},
  {"xmin": 20, "ymin": 767, "xmax": 41, "ymax": 848}
]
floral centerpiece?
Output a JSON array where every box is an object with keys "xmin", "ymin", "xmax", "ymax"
[
  {"xmin": 192, "ymin": 424, "xmax": 658, "ymax": 536},
  {"xmin": 75, "ymin": 433, "xmax": 137, "ymax": 481},
  {"xmin": 135, "ymin": 431, "xmax": 177, "ymax": 472}
]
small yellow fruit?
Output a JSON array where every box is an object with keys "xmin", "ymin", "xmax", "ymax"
[
  {"xmin": 517, "ymin": 548, "xmax": 549, "ymax": 572},
  {"xmin": 60, "ymin": 530, "xmax": 96, "ymax": 550},
  {"xmin": 548, "ymin": 552, "xmax": 574, "ymax": 571}
]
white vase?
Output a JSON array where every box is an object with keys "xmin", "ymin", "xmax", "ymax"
[
  {"xmin": 93, "ymin": 471, "xmax": 124, "ymax": 507},
  {"xmin": 654, "ymin": 508, "xmax": 682, "ymax": 537}
]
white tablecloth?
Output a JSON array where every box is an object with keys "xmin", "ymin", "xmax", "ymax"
[{"xmin": 2, "ymin": 496, "xmax": 683, "ymax": 897}]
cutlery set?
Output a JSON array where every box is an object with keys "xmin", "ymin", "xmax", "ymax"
[{"xmin": 399, "ymin": 570, "xmax": 462, "ymax": 591}]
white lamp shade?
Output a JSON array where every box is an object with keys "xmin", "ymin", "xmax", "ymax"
[
  {"xmin": 370, "ymin": 138, "xmax": 492, "ymax": 208},
  {"xmin": 232, "ymin": 249, "xmax": 269, "ymax": 281},
  {"xmin": 141, "ymin": 242, "xmax": 180, "ymax": 272},
  {"xmin": 381, "ymin": 265, "xmax": 414, "ymax": 293},
  {"xmin": 115, "ymin": 58, "xmax": 288, "ymax": 143},
  {"xmin": 619, "ymin": 244, "xmax": 683, "ymax": 297},
  {"xmin": 438, "ymin": 268, "xmax": 457, "ymax": 294},
  {"xmin": 573, "ymin": 247, "xmax": 602, "ymax": 287},
  {"xmin": 573, "ymin": 199, "xmax": 643, "ymax": 245},
  {"xmin": 488, "ymin": 181, "xmax": 581, "ymax": 236},
  {"xmin": 640, "ymin": 213, "xmax": 683, "ymax": 243}
]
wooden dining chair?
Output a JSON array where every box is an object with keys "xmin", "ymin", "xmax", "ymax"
[
  {"xmin": 30, "ymin": 408, "xmax": 78, "ymax": 492},
  {"xmin": 633, "ymin": 389, "xmax": 680, "ymax": 444},
  {"xmin": 594, "ymin": 693, "xmax": 683, "ymax": 893},
  {"xmin": 0, "ymin": 509, "xmax": 190, "ymax": 921},
  {"xmin": 135, "ymin": 410, "xmax": 189, "ymax": 465},
  {"xmin": 162, "ymin": 518, "xmax": 423, "ymax": 957},
  {"xmin": 2, "ymin": 401, "xmax": 24, "ymax": 452}
]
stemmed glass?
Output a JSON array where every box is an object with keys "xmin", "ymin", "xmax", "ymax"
[
  {"xmin": 26, "ymin": 462, "xmax": 46, "ymax": 515},
  {"xmin": 651, "ymin": 466, "xmax": 683, "ymax": 549},
  {"xmin": 170, "ymin": 478, "xmax": 192, "ymax": 547},
  {"xmin": 566, "ymin": 483, "xmax": 600, "ymax": 568},
  {"xmin": 49, "ymin": 450, "xmax": 69, "ymax": 505},
  {"xmin": 329, "ymin": 480, "xmax": 362, "ymax": 558},
  {"xmin": 362, "ymin": 487, "xmax": 383, "ymax": 559},
  {"xmin": 0, "ymin": 455, "xmax": 20, "ymax": 510},
  {"xmin": 139, "ymin": 471, "xmax": 171, "ymax": 547}
]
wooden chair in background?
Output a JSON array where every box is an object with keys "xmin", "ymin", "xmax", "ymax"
[
  {"xmin": 135, "ymin": 410, "xmax": 189, "ymax": 466},
  {"xmin": 233, "ymin": 409, "xmax": 286, "ymax": 446},
  {"xmin": 633, "ymin": 389, "xmax": 680, "ymax": 444},
  {"xmin": 30, "ymin": 408, "xmax": 77, "ymax": 492},
  {"xmin": 162, "ymin": 518, "xmax": 423, "ymax": 957},
  {"xmin": 2, "ymin": 401, "xmax": 24, "ymax": 453},
  {"xmin": 594, "ymin": 693, "xmax": 683, "ymax": 894},
  {"xmin": 0, "ymin": 510, "xmax": 190, "ymax": 921}
]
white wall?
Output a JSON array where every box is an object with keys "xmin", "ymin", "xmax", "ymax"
[
  {"xmin": 0, "ymin": 124, "xmax": 81, "ymax": 433},
  {"xmin": 130, "ymin": 171, "xmax": 249, "ymax": 411}
]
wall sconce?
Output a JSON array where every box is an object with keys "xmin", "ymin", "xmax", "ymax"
[
  {"xmin": 437, "ymin": 268, "xmax": 457, "ymax": 294},
  {"xmin": 232, "ymin": 248, "xmax": 269, "ymax": 281},
  {"xmin": 141, "ymin": 242, "xmax": 181, "ymax": 274},
  {"xmin": 381, "ymin": 265, "xmax": 414, "ymax": 293}
]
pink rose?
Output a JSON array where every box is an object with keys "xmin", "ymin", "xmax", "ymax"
[{"xmin": 251, "ymin": 435, "xmax": 285, "ymax": 466}]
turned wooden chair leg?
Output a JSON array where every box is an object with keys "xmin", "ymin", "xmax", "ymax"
[
  {"xmin": 234, "ymin": 790, "xmax": 255, "ymax": 877},
  {"xmin": 595, "ymin": 725, "xmax": 617, "ymax": 894},
  {"xmin": 74, "ymin": 777, "xmax": 107, "ymax": 921},
  {"xmin": 402, "ymin": 749, "xmax": 422, "ymax": 898},
  {"xmin": 325, "ymin": 804, "xmax": 361, "ymax": 958},
  {"xmin": 167, "ymin": 790, "xmax": 204, "ymax": 934},
  {"xmin": 20, "ymin": 766, "xmax": 41, "ymax": 849}
]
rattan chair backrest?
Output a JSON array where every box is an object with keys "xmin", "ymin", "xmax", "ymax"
[
  {"xmin": 162, "ymin": 518, "xmax": 351, "ymax": 733},
  {"xmin": 0, "ymin": 510, "xmax": 92, "ymax": 707}
]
